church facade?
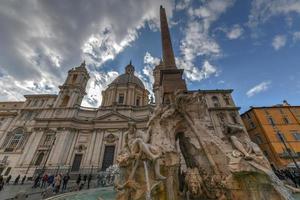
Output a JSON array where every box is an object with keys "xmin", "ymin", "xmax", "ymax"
[{"xmin": 0, "ymin": 62, "xmax": 152, "ymax": 178}]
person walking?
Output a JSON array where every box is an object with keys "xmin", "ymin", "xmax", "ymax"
[
  {"xmin": 13, "ymin": 174, "xmax": 20, "ymax": 185},
  {"xmin": 83, "ymin": 174, "xmax": 87, "ymax": 183},
  {"xmin": 76, "ymin": 174, "xmax": 81, "ymax": 186},
  {"xmin": 0, "ymin": 175, "xmax": 4, "ymax": 191},
  {"xmin": 41, "ymin": 173, "xmax": 48, "ymax": 188},
  {"xmin": 21, "ymin": 175, "xmax": 26, "ymax": 185},
  {"xmin": 54, "ymin": 174, "xmax": 61, "ymax": 194},
  {"xmin": 6, "ymin": 174, "xmax": 11, "ymax": 184},
  {"xmin": 87, "ymin": 174, "xmax": 92, "ymax": 189},
  {"xmin": 47, "ymin": 174, "xmax": 54, "ymax": 187},
  {"xmin": 62, "ymin": 173, "xmax": 70, "ymax": 192},
  {"xmin": 32, "ymin": 174, "xmax": 41, "ymax": 188}
]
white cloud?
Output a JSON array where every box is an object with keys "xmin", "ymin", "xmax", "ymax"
[
  {"xmin": 0, "ymin": 71, "xmax": 57, "ymax": 101},
  {"xmin": 178, "ymin": 0, "xmax": 234, "ymax": 82},
  {"xmin": 136, "ymin": 52, "xmax": 160, "ymax": 98},
  {"xmin": 81, "ymin": 70, "xmax": 119, "ymax": 107},
  {"xmin": 249, "ymin": 0, "xmax": 300, "ymax": 27},
  {"xmin": 293, "ymin": 31, "xmax": 300, "ymax": 42},
  {"xmin": 176, "ymin": 0, "xmax": 191, "ymax": 11},
  {"xmin": 177, "ymin": 59, "xmax": 219, "ymax": 81},
  {"xmin": 226, "ymin": 24, "xmax": 244, "ymax": 39},
  {"xmin": 272, "ymin": 35, "xmax": 287, "ymax": 50},
  {"xmin": 246, "ymin": 81, "xmax": 271, "ymax": 97}
]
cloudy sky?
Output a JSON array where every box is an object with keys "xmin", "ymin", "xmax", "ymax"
[{"xmin": 0, "ymin": 0, "xmax": 300, "ymax": 112}]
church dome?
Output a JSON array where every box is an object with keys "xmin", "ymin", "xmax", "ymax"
[
  {"xmin": 101, "ymin": 62, "xmax": 149, "ymax": 107},
  {"xmin": 110, "ymin": 62, "xmax": 145, "ymax": 89}
]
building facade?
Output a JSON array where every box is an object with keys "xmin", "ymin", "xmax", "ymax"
[
  {"xmin": 241, "ymin": 101, "xmax": 300, "ymax": 169},
  {"xmin": 0, "ymin": 62, "xmax": 152, "ymax": 179}
]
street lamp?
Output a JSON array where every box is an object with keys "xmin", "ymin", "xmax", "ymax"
[{"xmin": 277, "ymin": 132, "xmax": 300, "ymax": 169}]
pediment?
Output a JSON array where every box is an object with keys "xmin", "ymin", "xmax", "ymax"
[{"xmin": 94, "ymin": 112, "xmax": 135, "ymax": 122}]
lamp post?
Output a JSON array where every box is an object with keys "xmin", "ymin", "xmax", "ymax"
[
  {"xmin": 277, "ymin": 132, "xmax": 300, "ymax": 169},
  {"xmin": 41, "ymin": 136, "xmax": 56, "ymax": 175}
]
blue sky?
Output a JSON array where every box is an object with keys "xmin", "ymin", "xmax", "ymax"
[{"xmin": 0, "ymin": 0, "xmax": 300, "ymax": 113}]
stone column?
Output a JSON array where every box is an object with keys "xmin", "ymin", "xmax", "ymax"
[
  {"xmin": 91, "ymin": 129, "xmax": 104, "ymax": 167},
  {"xmin": 19, "ymin": 130, "xmax": 43, "ymax": 166}
]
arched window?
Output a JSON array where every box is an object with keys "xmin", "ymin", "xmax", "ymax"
[
  {"xmin": 3, "ymin": 128, "xmax": 25, "ymax": 152},
  {"xmin": 212, "ymin": 96, "xmax": 220, "ymax": 107},
  {"xmin": 35, "ymin": 152, "xmax": 44, "ymax": 166},
  {"xmin": 230, "ymin": 113, "xmax": 239, "ymax": 124},
  {"xmin": 223, "ymin": 95, "xmax": 231, "ymax": 105},
  {"xmin": 136, "ymin": 97, "xmax": 141, "ymax": 106},
  {"xmin": 60, "ymin": 95, "xmax": 70, "ymax": 107},
  {"xmin": 72, "ymin": 74, "xmax": 78, "ymax": 84},
  {"xmin": 118, "ymin": 93, "xmax": 124, "ymax": 104}
]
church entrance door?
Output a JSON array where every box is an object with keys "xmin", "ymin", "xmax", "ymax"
[
  {"xmin": 71, "ymin": 154, "xmax": 82, "ymax": 172},
  {"xmin": 101, "ymin": 145, "xmax": 115, "ymax": 171}
]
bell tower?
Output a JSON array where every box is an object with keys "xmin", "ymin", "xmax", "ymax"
[
  {"xmin": 154, "ymin": 6, "xmax": 187, "ymax": 105},
  {"xmin": 54, "ymin": 61, "xmax": 90, "ymax": 108}
]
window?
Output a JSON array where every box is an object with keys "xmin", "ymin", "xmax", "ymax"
[
  {"xmin": 118, "ymin": 93, "xmax": 124, "ymax": 104},
  {"xmin": 250, "ymin": 121, "xmax": 256, "ymax": 129},
  {"xmin": 35, "ymin": 152, "xmax": 44, "ymax": 166},
  {"xmin": 245, "ymin": 113, "xmax": 251, "ymax": 120},
  {"xmin": 276, "ymin": 132, "xmax": 286, "ymax": 142},
  {"xmin": 212, "ymin": 96, "xmax": 220, "ymax": 107},
  {"xmin": 32, "ymin": 100, "xmax": 38, "ymax": 107},
  {"xmin": 39, "ymin": 100, "xmax": 45, "ymax": 107},
  {"xmin": 255, "ymin": 135, "xmax": 263, "ymax": 144},
  {"xmin": 230, "ymin": 113, "xmax": 239, "ymax": 124},
  {"xmin": 217, "ymin": 112, "xmax": 226, "ymax": 123},
  {"xmin": 72, "ymin": 74, "xmax": 78, "ymax": 84},
  {"xmin": 292, "ymin": 132, "xmax": 300, "ymax": 141},
  {"xmin": 264, "ymin": 109, "xmax": 270, "ymax": 115},
  {"xmin": 268, "ymin": 117, "xmax": 275, "ymax": 126},
  {"xmin": 60, "ymin": 95, "xmax": 70, "ymax": 107},
  {"xmin": 136, "ymin": 97, "xmax": 141, "ymax": 106},
  {"xmin": 3, "ymin": 128, "xmax": 25, "ymax": 152},
  {"xmin": 2, "ymin": 156, "xmax": 8, "ymax": 163},
  {"xmin": 4, "ymin": 167, "xmax": 11, "ymax": 176},
  {"xmin": 263, "ymin": 150, "xmax": 269, "ymax": 158},
  {"xmin": 223, "ymin": 95, "xmax": 230, "ymax": 105},
  {"xmin": 283, "ymin": 117, "xmax": 290, "ymax": 124},
  {"xmin": 43, "ymin": 134, "xmax": 54, "ymax": 146},
  {"xmin": 6, "ymin": 133, "xmax": 23, "ymax": 151}
]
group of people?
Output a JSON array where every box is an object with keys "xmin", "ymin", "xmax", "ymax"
[
  {"xmin": 275, "ymin": 168, "xmax": 300, "ymax": 187},
  {"xmin": 0, "ymin": 174, "xmax": 27, "ymax": 191},
  {"xmin": 33, "ymin": 173, "xmax": 70, "ymax": 193},
  {"xmin": 75, "ymin": 174, "xmax": 93, "ymax": 190}
]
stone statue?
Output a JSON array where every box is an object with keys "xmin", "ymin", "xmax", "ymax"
[{"xmin": 115, "ymin": 122, "xmax": 166, "ymax": 200}]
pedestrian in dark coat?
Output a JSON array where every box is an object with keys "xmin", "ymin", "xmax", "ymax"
[
  {"xmin": 87, "ymin": 174, "xmax": 92, "ymax": 189},
  {"xmin": 32, "ymin": 174, "xmax": 41, "ymax": 188},
  {"xmin": 6, "ymin": 175, "xmax": 11, "ymax": 184},
  {"xmin": 62, "ymin": 174, "xmax": 70, "ymax": 192},
  {"xmin": 13, "ymin": 175, "xmax": 20, "ymax": 185},
  {"xmin": 76, "ymin": 174, "xmax": 81, "ymax": 186},
  {"xmin": 47, "ymin": 174, "xmax": 54, "ymax": 187},
  {"xmin": 0, "ymin": 175, "xmax": 4, "ymax": 190},
  {"xmin": 21, "ymin": 175, "xmax": 26, "ymax": 185}
]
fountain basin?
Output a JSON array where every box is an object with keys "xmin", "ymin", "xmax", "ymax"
[{"xmin": 46, "ymin": 187, "xmax": 116, "ymax": 200}]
